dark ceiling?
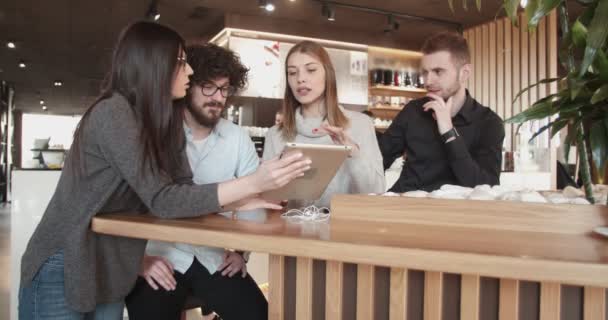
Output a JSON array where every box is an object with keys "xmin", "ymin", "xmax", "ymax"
[{"xmin": 0, "ymin": 0, "xmax": 510, "ymax": 115}]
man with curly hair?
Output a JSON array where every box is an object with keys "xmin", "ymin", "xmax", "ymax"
[{"xmin": 125, "ymin": 44, "xmax": 267, "ymax": 320}]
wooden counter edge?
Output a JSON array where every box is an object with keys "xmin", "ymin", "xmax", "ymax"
[{"xmin": 92, "ymin": 215, "xmax": 608, "ymax": 287}]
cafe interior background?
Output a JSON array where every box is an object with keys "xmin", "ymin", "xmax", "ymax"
[{"xmin": 0, "ymin": 0, "xmax": 605, "ymax": 319}]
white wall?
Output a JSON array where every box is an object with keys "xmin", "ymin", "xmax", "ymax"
[{"xmin": 21, "ymin": 114, "xmax": 81, "ymax": 168}]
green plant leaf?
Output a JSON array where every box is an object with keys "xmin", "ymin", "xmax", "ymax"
[
  {"xmin": 558, "ymin": 99, "xmax": 587, "ymax": 114},
  {"xmin": 559, "ymin": 3, "xmax": 577, "ymax": 73},
  {"xmin": 530, "ymin": 118, "xmax": 561, "ymax": 141},
  {"xmin": 504, "ymin": 0, "xmax": 520, "ymax": 26},
  {"xmin": 576, "ymin": 119, "xmax": 595, "ymax": 203},
  {"xmin": 512, "ymin": 77, "xmax": 561, "ymax": 104},
  {"xmin": 595, "ymin": 50, "xmax": 608, "ymax": 82},
  {"xmin": 505, "ymin": 98, "xmax": 555, "ymax": 123},
  {"xmin": 579, "ymin": 0, "xmax": 608, "ymax": 77},
  {"xmin": 572, "ymin": 19, "xmax": 588, "ymax": 48},
  {"xmin": 590, "ymin": 117, "xmax": 608, "ymax": 181},
  {"xmin": 591, "ymin": 84, "xmax": 608, "ymax": 104},
  {"xmin": 525, "ymin": 0, "xmax": 562, "ymax": 28},
  {"xmin": 579, "ymin": 2, "xmax": 598, "ymax": 25},
  {"xmin": 550, "ymin": 117, "xmax": 570, "ymax": 137},
  {"xmin": 569, "ymin": 75, "xmax": 588, "ymax": 100}
]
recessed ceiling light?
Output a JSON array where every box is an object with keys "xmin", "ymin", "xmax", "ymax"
[
  {"xmin": 40, "ymin": 99, "xmax": 45, "ymax": 105},
  {"xmin": 54, "ymin": 81, "xmax": 63, "ymax": 87},
  {"xmin": 154, "ymin": 14, "xmax": 160, "ymax": 21},
  {"xmin": 7, "ymin": 42, "xmax": 16, "ymax": 49},
  {"xmin": 18, "ymin": 61, "xmax": 26, "ymax": 68},
  {"xmin": 265, "ymin": 3, "xmax": 275, "ymax": 11}
]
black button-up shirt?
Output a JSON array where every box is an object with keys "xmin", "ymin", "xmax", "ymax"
[{"xmin": 379, "ymin": 91, "xmax": 505, "ymax": 192}]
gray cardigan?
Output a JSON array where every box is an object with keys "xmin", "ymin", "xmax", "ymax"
[
  {"xmin": 20, "ymin": 94, "xmax": 221, "ymax": 312},
  {"xmin": 263, "ymin": 107, "xmax": 385, "ymax": 207}
]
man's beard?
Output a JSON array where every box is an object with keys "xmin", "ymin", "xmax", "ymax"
[
  {"xmin": 187, "ymin": 101, "xmax": 224, "ymax": 128},
  {"xmin": 442, "ymin": 81, "xmax": 461, "ymax": 100},
  {"xmin": 440, "ymin": 73, "xmax": 463, "ymax": 100}
]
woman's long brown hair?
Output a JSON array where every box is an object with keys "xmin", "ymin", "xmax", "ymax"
[
  {"xmin": 280, "ymin": 40, "xmax": 349, "ymax": 141},
  {"xmin": 69, "ymin": 21, "xmax": 186, "ymax": 179}
]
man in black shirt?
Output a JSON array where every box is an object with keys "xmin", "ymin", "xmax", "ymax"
[{"xmin": 379, "ymin": 32, "xmax": 505, "ymax": 192}]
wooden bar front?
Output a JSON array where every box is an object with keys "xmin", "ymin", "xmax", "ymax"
[{"xmin": 92, "ymin": 195, "xmax": 608, "ymax": 319}]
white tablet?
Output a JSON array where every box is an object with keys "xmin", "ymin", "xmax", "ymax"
[{"xmin": 262, "ymin": 142, "xmax": 352, "ymax": 201}]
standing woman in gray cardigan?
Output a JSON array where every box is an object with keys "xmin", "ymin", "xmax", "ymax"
[
  {"xmin": 18, "ymin": 22, "xmax": 310, "ymax": 320},
  {"xmin": 263, "ymin": 40, "xmax": 385, "ymax": 208}
]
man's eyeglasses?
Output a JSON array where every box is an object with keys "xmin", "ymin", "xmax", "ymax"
[{"xmin": 201, "ymin": 83, "xmax": 236, "ymax": 98}]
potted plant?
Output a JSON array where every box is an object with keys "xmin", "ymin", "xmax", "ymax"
[{"xmin": 450, "ymin": 0, "xmax": 608, "ymax": 204}]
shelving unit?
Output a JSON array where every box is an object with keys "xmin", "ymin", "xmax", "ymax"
[
  {"xmin": 367, "ymin": 47, "xmax": 426, "ymax": 122},
  {"xmin": 369, "ymin": 85, "xmax": 427, "ymax": 97},
  {"xmin": 368, "ymin": 106, "xmax": 403, "ymax": 120}
]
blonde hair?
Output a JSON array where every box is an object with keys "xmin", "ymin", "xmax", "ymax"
[{"xmin": 280, "ymin": 40, "xmax": 349, "ymax": 141}]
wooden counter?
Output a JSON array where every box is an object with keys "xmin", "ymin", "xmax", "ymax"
[{"xmin": 92, "ymin": 195, "xmax": 608, "ymax": 320}]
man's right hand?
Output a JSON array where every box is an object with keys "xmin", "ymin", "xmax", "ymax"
[{"xmin": 139, "ymin": 255, "xmax": 177, "ymax": 291}]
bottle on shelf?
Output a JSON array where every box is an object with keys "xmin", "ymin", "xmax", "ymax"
[
  {"xmin": 404, "ymin": 71, "xmax": 412, "ymax": 87},
  {"xmin": 383, "ymin": 69, "xmax": 393, "ymax": 86},
  {"xmin": 371, "ymin": 69, "xmax": 384, "ymax": 85},
  {"xmin": 417, "ymin": 73, "xmax": 425, "ymax": 88},
  {"xmin": 393, "ymin": 70, "xmax": 400, "ymax": 87}
]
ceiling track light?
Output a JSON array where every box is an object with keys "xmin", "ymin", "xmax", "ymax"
[
  {"xmin": 40, "ymin": 99, "xmax": 45, "ymax": 105},
  {"xmin": 322, "ymin": 3, "xmax": 336, "ymax": 21},
  {"xmin": 18, "ymin": 61, "xmax": 26, "ymax": 68},
  {"xmin": 310, "ymin": 0, "xmax": 461, "ymax": 31},
  {"xmin": 7, "ymin": 41, "xmax": 16, "ymax": 49},
  {"xmin": 54, "ymin": 81, "xmax": 63, "ymax": 87},
  {"xmin": 42, "ymin": 105, "xmax": 48, "ymax": 111},
  {"xmin": 146, "ymin": 0, "xmax": 160, "ymax": 21}
]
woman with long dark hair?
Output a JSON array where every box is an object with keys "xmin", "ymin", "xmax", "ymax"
[{"xmin": 18, "ymin": 22, "xmax": 309, "ymax": 320}]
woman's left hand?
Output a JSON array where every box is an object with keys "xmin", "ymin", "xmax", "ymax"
[{"xmin": 315, "ymin": 124, "xmax": 360, "ymax": 157}]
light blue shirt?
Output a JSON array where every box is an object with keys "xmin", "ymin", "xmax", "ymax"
[{"xmin": 146, "ymin": 118, "xmax": 259, "ymax": 274}]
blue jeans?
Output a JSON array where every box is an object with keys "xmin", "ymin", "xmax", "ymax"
[{"xmin": 19, "ymin": 251, "xmax": 124, "ymax": 320}]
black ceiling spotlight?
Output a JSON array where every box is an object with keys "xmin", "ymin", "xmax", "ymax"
[
  {"xmin": 383, "ymin": 15, "xmax": 399, "ymax": 33},
  {"xmin": 146, "ymin": 0, "xmax": 160, "ymax": 21},
  {"xmin": 322, "ymin": 2, "xmax": 335, "ymax": 21}
]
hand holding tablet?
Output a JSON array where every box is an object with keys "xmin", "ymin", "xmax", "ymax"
[{"xmin": 262, "ymin": 143, "xmax": 351, "ymax": 201}]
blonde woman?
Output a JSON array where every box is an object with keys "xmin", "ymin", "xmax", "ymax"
[{"xmin": 264, "ymin": 40, "xmax": 385, "ymax": 207}]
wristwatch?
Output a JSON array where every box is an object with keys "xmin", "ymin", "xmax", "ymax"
[
  {"xmin": 441, "ymin": 127, "xmax": 459, "ymax": 143},
  {"xmin": 236, "ymin": 250, "xmax": 249, "ymax": 263}
]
